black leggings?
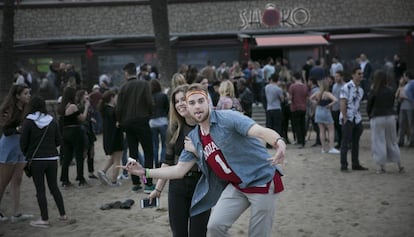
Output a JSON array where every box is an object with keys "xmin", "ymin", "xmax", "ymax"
[
  {"xmin": 32, "ymin": 160, "xmax": 66, "ymax": 221},
  {"xmin": 61, "ymin": 126, "xmax": 85, "ymax": 182},
  {"xmin": 168, "ymin": 176, "xmax": 210, "ymax": 237}
]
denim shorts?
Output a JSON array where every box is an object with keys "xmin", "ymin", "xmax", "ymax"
[{"xmin": 0, "ymin": 134, "xmax": 26, "ymax": 164}]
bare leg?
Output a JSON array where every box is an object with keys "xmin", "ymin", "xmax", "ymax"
[
  {"xmin": 327, "ymin": 124, "xmax": 335, "ymax": 150},
  {"xmin": 0, "ymin": 164, "xmax": 15, "ymax": 213},
  {"xmin": 111, "ymin": 151, "xmax": 122, "ymax": 183},
  {"xmin": 10, "ymin": 163, "xmax": 25, "ymax": 215},
  {"xmin": 318, "ymin": 123, "xmax": 327, "ymax": 152}
]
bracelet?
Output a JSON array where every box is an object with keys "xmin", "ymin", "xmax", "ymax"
[
  {"xmin": 145, "ymin": 168, "xmax": 150, "ymax": 178},
  {"xmin": 274, "ymin": 137, "xmax": 286, "ymax": 147},
  {"xmin": 155, "ymin": 188, "xmax": 162, "ymax": 193}
]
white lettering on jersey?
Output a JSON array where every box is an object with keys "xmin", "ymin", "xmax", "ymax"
[
  {"xmin": 215, "ymin": 155, "xmax": 232, "ymax": 174},
  {"xmin": 203, "ymin": 142, "xmax": 219, "ymax": 158}
]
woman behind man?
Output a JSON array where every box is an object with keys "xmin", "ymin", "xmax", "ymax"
[
  {"xmin": 367, "ymin": 70, "xmax": 404, "ymax": 173},
  {"xmin": 59, "ymin": 86, "xmax": 90, "ymax": 187},
  {"xmin": 149, "ymin": 85, "xmax": 210, "ymax": 237},
  {"xmin": 97, "ymin": 90, "xmax": 124, "ymax": 186},
  {"xmin": 20, "ymin": 96, "xmax": 75, "ymax": 228},
  {"xmin": 149, "ymin": 79, "xmax": 169, "ymax": 168},
  {"xmin": 0, "ymin": 84, "xmax": 33, "ymax": 222},
  {"xmin": 216, "ymin": 80, "xmax": 242, "ymax": 112},
  {"xmin": 309, "ymin": 79, "xmax": 340, "ymax": 154}
]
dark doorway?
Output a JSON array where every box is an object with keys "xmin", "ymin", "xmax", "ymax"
[{"xmin": 250, "ymin": 48, "xmax": 283, "ymax": 64}]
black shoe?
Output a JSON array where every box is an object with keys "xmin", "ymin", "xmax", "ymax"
[
  {"xmin": 78, "ymin": 180, "xmax": 88, "ymax": 186},
  {"xmin": 62, "ymin": 181, "xmax": 72, "ymax": 187},
  {"xmin": 352, "ymin": 165, "xmax": 368, "ymax": 171},
  {"xmin": 311, "ymin": 143, "xmax": 320, "ymax": 147},
  {"xmin": 340, "ymin": 167, "xmax": 349, "ymax": 172},
  {"xmin": 89, "ymin": 174, "xmax": 98, "ymax": 179}
]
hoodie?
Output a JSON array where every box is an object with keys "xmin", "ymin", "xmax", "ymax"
[{"xmin": 20, "ymin": 112, "xmax": 61, "ymax": 160}]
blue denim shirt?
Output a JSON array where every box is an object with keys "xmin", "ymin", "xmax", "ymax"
[{"xmin": 179, "ymin": 110, "xmax": 283, "ymax": 216}]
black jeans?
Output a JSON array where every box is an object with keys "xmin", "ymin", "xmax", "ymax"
[
  {"xmin": 123, "ymin": 118, "xmax": 154, "ymax": 186},
  {"xmin": 331, "ymin": 110, "xmax": 342, "ymax": 146},
  {"xmin": 340, "ymin": 120, "xmax": 363, "ymax": 169},
  {"xmin": 168, "ymin": 176, "xmax": 210, "ymax": 237},
  {"xmin": 32, "ymin": 160, "xmax": 65, "ymax": 221},
  {"xmin": 266, "ymin": 109, "xmax": 282, "ymax": 135},
  {"xmin": 291, "ymin": 110, "xmax": 306, "ymax": 146},
  {"xmin": 61, "ymin": 126, "xmax": 85, "ymax": 183}
]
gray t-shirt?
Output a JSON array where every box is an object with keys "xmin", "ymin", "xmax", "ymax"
[{"xmin": 265, "ymin": 83, "xmax": 283, "ymax": 110}]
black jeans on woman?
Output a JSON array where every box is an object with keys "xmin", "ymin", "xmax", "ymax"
[
  {"xmin": 168, "ymin": 175, "xmax": 210, "ymax": 237},
  {"xmin": 60, "ymin": 126, "xmax": 85, "ymax": 184},
  {"xmin": 32, "ymin": 160, "xmax": 66, "ymax": 221}
]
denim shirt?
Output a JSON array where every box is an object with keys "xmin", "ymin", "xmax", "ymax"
[{"xmin": 179, "ymin": 110, "xmax": 283, "ymax": 216}]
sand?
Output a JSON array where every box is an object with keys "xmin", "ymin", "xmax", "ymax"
[{"xmin": 0, "ymin": 130, "xmax": 413, "ymax": 237}]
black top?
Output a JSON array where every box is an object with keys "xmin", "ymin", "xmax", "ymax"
[
  {"xmin": 63, "ymin": 110, "xmax": 80, "ymax": 126},
  {"xmin": 20, "ymin": 118, "xmax": 61, "ymax": 159},
  {"xmin": 1, "ymin": 107, "xmax": 24, "ymax": 136},
  {"xmin": 367, "ymin": 86, "xmax": 396, "ymax": 117},
  {"xmin": 164, "ymin": 122, "xmax": 199, "ymax": 172},
  {"xmin": 151, "ymin": 92, "xmax": 169, "ymax": 119},
  {"xmin": 102, "ymin": 104, "xmax": 124, "ymax": 155}
]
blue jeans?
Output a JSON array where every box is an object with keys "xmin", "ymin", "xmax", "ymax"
[{"xmin": 151, "ymin": 125, "xmax": 167, "ymax": 168}]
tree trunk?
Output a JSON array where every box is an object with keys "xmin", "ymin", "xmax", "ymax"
[
  {"xmin": 150, "ymin": 0, "xmax": 177, "ymax": 89},
  {"xmin": 0, "ymin": 0, "xmax": 16, "ymax": 100}
]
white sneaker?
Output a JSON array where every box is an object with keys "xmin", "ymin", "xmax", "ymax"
[
  {"xmin": 97, "ymin": 170, "xmax": 111, "ymax": 186},
  {"xmin": 110, "ymin": 181, "xmax": 122, "ymax": 187},
  {"xmin": 328, "ymin": 148, "xmax": 340, "ymax": 154},
  {"xmin": 117, "ymin": 173, "xmax": 129, "ymax": 180},
  {"xmin": 11, "ymin": 213, "xmax": 33, "ymax": 223}
]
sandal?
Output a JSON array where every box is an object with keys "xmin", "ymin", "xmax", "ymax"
[{"xmin": 30, "ymin": 220, "xmax": 49, "ymax": 228}]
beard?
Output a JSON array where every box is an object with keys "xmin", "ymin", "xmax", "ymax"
[{"xmin": 192, "ymin": 108, "xmax": 209, "ymax": 123}]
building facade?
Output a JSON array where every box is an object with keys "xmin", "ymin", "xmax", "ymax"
[{"xmin": 1, "ymin": 0, "xmax": 413, "ymax": 88}]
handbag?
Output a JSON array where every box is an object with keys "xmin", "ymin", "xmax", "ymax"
[{"xmin": 24, "ymin": 125, "xmax": 49, "ymax": 178}]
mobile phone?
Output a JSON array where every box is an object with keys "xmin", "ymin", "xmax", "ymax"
[{"xmin": 140, "ymin": 198, "xmax": 159, "ymax": 208}]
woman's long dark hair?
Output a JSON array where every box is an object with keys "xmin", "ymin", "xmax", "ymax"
[
  {"xmin": 0, "ymin": 83, "xmax": 30, "ymax": 126},
  {"xmin": 371, "ymin": 70, "xmax": 388, "ymax": 96},
  {"xmin": 98, "ymin": 90, "xmax": 116, "ymax": 119},
  {"xmin": 58, "ymin": 86, "xmax": 77, "ymax": 115}
]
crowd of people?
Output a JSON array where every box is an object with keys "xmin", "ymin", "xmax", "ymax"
[{"xmin": 0, "ymin": 53, "xmax": 412, "ymax": 235}]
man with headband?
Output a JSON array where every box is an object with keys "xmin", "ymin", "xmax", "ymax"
[{"xmin": 122, "ymin": 83, "xmax": 286, "ymax": 237}]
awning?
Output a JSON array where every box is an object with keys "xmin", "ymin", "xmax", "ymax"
[{"xmin": 255, "ymin": 35, "xmax": 328, "ymax": 47}]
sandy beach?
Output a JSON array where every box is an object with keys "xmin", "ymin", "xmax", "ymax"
[{"xmin": 0, "ymin": 129, "xmax": 413, "ymax": 237}]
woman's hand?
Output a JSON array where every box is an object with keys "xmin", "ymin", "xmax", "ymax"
[{"xmin": 118, "ymin": 157, "xmax": 145, "ymax": 177}]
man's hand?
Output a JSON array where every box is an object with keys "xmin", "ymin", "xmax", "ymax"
[{"xmin": 268, "ymin": 140, "xmax": 286, "ymax": 166}]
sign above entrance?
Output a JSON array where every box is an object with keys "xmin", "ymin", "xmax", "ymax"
[{"xmin": 240, "ymin": 4, "xmax": 311, "ymax": 30}]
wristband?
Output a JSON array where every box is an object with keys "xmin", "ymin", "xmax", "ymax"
[
  {"xmin": 145, "ymin": 168, "xmax": 150, "ymax": 178},
  {"xmin": 155, "ymin": 188, "xmax": 162, "ymax": 193},
  {"xmin": 274, "ymin": 137, "xmax": 286, "ymax": 147}
]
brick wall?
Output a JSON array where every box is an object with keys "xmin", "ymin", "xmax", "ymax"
[{"xmin": 1, "ymin": 0, "xmax": 413, "ymax": 41}]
